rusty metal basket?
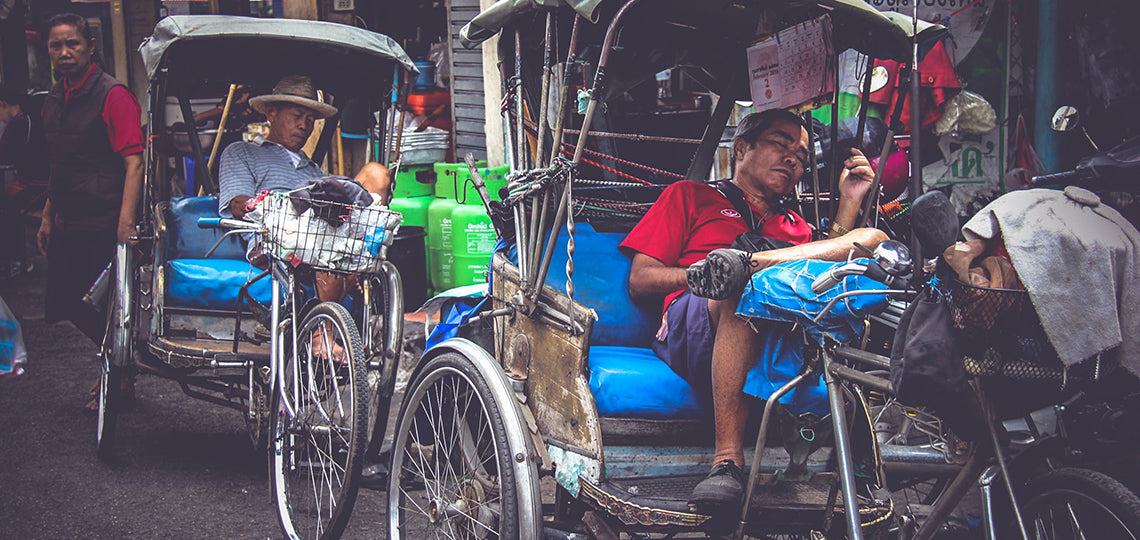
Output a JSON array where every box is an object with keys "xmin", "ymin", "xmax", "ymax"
[
  {"xmin": 256, "ymin": 191, "xmax": 402, "ymax": 273},
  {"xmin": 949, "ymin": 280, "xmax": 1064, "ymax": 382}
]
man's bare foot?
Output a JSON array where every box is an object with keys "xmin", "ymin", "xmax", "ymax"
[{"xmin": 310, "ymin": 323, "xmax": 347, "ymax": 365}]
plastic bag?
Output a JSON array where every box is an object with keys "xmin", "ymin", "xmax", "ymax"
[
  {"xmin": 934, "ymin": 91, "xmax": 997, "ymax": 136},
  {"xmin": 1, "ymin": 295, "xmax": 27, "ymax": 377}
]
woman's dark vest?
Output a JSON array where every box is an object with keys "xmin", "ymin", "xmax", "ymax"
[{"xmin": 42, "ymin": 64, "xmax": 127, "ymax": 231}]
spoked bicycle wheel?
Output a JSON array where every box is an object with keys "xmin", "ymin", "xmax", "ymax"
[
  {"xmin": 388, "ymin": 352, "xmax": 533, "ymax": 540},
  {"xmin": 1010, "ymin": 467, "xmax": 1140, "ymax": 539},
  {"xmin": 271, "ymin": 301, "xmax": 368, "ymax": 540}
]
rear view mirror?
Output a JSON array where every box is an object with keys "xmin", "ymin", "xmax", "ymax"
[{"xmin": 1051, "ymin": 106, "xmax": 1080, "ymax": 132}]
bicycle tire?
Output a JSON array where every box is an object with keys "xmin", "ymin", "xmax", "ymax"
[
  {"xmin": 271, "ymin": 301, "xmax": 368, "ymax": 540},
  {"xmin": 1010, "ymin": 467, "xmax": 1140, "ymax": 539},
  {"xmin": 387, "ymin": 352, "xmax": 523, "ymax": 539},
  {"xmin": 96, "ymin": 275, "xmax": 129, "ymax": 462},
  {"xmin": 95, "ymin": 355, "xmax": 121, "ymax": 461}
]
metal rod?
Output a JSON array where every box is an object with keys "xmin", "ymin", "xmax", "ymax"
[
  {"xmin": 824, "ymin": 354, "xmax": 865, "ymax": 540},
  {"xmin": 531, "ymin": 189, "xmax": 551, "ymax": 286},
  {"xmin": 735, "ymin": 369, "xmax": 815, "ymax": 538},
  {"xmin": 562, "ymin": 128, "xmax": 700, "ymax": 144},
  {"xmin": 977, "ymin": 382, "xmax": 1030, "ymax": 540},
  {"xmin": 979, "ymin": 465, "xmax": 1001, "ymax": 540},
  {"xmin": 913, "ymin": 452, "xmax": 986, "ymax": 540},
  {"xmin": 571, "ymin": 0, "xmax": 646, "ymax": 166},
  {"xmin": 828, "ymin": 62, "xmax": 841, "ymax": 223},
  {"xmin": 549, "ymin": 15, "xmax": 582, "ymax": 162},
  {"xmin": 531, "ymin": 183, "xmax": 570, "ymax": 301},
  {"xmin": 833, "ymin": 345, "xmax": 891, "ymax": 371},
  {"xmin": 515, "ymin": 29, "xmax": 529, "ymax": 170},
  {"xmin": 807, "ymin": 113, "xmax": 822, "ymax": 228},
  {"xmin": 856, "ymin": 54, "xmax": 874, "ymax": 150},
  {"xmin": 829, "ymin": 363, "xmax": 892, "ymax": 395},
  {"xmin": 535, "ymin": 11, "xmax": 554, "ymax": 166}
]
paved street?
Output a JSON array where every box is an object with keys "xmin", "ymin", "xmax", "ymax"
[{"xmin": 0, "ymin": 251, "xmax": 390, "ymax": 539}]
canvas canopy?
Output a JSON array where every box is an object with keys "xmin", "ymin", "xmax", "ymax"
[
  {"xmin": 140, "ymin": 15, "xmax": 417, "ymax": 81},
  {"xmin": 461, "ymin": 0, "xmax": 945, "ymax": 61}
]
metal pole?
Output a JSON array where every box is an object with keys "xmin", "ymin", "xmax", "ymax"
[
  {"xmin": 856, "ymin": 54, "xmax": 874, "ymax": 150},
  {"xmin": 828, "ymin": 59, "xmax": 841, "ymax": 223},
  {"xmin": 550, "ymin": 15, "xmax": 583, "ymax": 163},
  {"xmin": 536, "ymin": 12, "xmax": 554, "ymax": 166},
  {"xmin": 515, "ymin": 29, "xmax": 529, "ymax": 170},
  {"xmin": 908, "ymin": 2, "xmax": 924, "ymax": 264},
  {"xmin": 572, "ymin": 0, "xmax": 646, "ymax": 166},
  {"xmin": 806, "ymin": 113, "xmax": 822, "ymax": 229},
  {"xmin": 734, "ymin": 369, "xmax": 814, "ymax": 539},
  {"xmin": 824, "ymin": 355, "xmax": 864, "ymax": 540},
  {"xmin": 1033, "ymin": 0, "xmax": 1060, "ymax": 172}
]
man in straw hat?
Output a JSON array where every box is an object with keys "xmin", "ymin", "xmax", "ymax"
[{"xmin": 219, "ymin": 74, "xmax": 391, "ymax": 304}]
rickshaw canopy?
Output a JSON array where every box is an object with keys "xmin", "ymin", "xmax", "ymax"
[
  {"xmin": 461, "ymin": 0, "xmax": 945, "ymax": 60},
  {"xmin": 139, "ymin": 15, "xmax": 417, "ymax": 96},
  {"xmin": 460, "ymin": 0, "xmax": 946, "ymax": 100}
]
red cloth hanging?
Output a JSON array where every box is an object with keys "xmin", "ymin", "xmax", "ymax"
[{"xmin": 868, "ymin": 40, "xmax": 961, "ymax": 133}]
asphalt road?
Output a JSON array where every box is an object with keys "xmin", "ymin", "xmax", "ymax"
[{"xmin": 0, "ymin": 255, "xmax": 391, "ymax": 539}]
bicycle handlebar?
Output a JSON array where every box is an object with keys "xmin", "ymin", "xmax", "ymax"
[
  {"xmin": 197, "ymin": 217, "xmax": 257, "ymax": 230},
  {"xmin": 1031, "ymin": 168, "xmax": 1090, "ymax": 188},
  {"xmin": 811, "ymin": 260, "xmax": 909, "ymax": 295}
]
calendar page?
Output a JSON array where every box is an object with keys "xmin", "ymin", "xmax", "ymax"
[{"xmin": 747, "ymin": 15, "xmax": 835, "ymax": 111}]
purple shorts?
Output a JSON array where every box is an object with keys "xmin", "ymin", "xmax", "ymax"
[{"xmin": 651, "ymin": 289, "xmax": 830, "ymax": 416}]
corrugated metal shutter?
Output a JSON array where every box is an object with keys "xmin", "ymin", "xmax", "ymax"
[{"xmin": 447, "ymin": 0, "xmax": 487, "ymax": 161}]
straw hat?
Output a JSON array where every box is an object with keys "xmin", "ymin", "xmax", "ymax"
[{"xmin": 249, "ymin": 75, "xmax": 337, "ymax": 119}]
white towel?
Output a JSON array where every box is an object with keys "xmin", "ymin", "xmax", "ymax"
[{"xmin": 962, "ymin": 187, "xmax": 1140, "ymax": 377}]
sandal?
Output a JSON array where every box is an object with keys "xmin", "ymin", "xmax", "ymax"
[
  {"xmin": 686, "ymin": 248, "xmax": 753, "ymax": 301},
  {"xmin": 82, "ymin": 374, "xmax": 137, "ymax": 413}
]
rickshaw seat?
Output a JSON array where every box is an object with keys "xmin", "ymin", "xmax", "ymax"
[
  {"xmin": 544, "ymin": 227, "xmax": 711, "ymax": 419},
  {"xmin": 589, "ymin": 346, "xmax": 706, "ymax": 419},
  {"xmin": 164, "ymin": 196, "xmax": 274, "ymax": 309}
]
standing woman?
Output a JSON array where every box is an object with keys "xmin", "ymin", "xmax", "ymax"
[{"xmin": 36, "ymin": 13, "xmax": 143, "ymax": 406}]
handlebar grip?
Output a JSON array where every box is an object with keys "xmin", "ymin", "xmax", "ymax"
[
  {"xmin": 197, "ymin": 217, "xmax": 223, "ymax": 229},
  {"xmin": 1031, "ymin": 169, "xmax": 1086, "ymax": 187},
  {"xmin": 811, "ymin": 270, "xmax": 843, "ymax": 295}
]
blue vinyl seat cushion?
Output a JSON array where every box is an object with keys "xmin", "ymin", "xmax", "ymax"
[
  {"xmin": 167, "ymin": 196, "xmax": 248, "ymax": 261},
  {"xmin": 164, "ymin": 196, "xmax": 265, "ymax": 310},
  {"xmin": 588, "ymin": 346, "xmax": 708, "ymax": 419},
  {"xmin": 167, "ymin": 259, "xmax": 274, "ymax": 309},
  {"xmin": 543, "ymin": 228, "xmax": 659, "ymax": 348}
]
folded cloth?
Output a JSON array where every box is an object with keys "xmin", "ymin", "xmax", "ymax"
[
  {"xmin": 290, "ymin": 176, "xmax": 377, "ymax": 225},
  {"xmin": 962, "ymin": 187, "xmax": 1140, "ymax": 376}
]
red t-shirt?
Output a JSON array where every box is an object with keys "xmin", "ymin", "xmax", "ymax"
[
  {"xmin": 619, "ymin": 180, "xmax": 813, "ymax": 310},
  {"xmin": 58, "ymin": 64, "xmax": 144, "ymax": 157}
]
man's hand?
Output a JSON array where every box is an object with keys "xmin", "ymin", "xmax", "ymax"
[
  {"xmin": 117, "ymin": 219, "xmax": 137, "ymax": 244},
  {"xmin": 836, "ymin": 148, "xmax": 876, "ymax": 205}
]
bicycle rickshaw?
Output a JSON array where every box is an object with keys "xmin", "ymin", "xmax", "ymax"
[
  {"xmin": 99, "ymin": 15, "xmax": 416, "ymax": 539},
  {"xmin": 384, "ymin": 1, "xmax": 1140, "ymax": 539}
]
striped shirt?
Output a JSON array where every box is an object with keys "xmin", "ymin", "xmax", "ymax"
[{"xmin": 218, "ymin": 135, "xmax": 325, "ymax": 218}]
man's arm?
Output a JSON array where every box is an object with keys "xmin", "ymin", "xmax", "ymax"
[
  {"xmin": 749, "ymin": 227, "xmax": 887, "ymax": 270},
  {"xmin": 629, "ymin": 252, "xmax": 688, "ymax": 298},
  {"xmin": 827, "ymin": 148, "xmax": 876, "ymax": 239},
  {"xmin": 218, "ymin": 143, "xmax": 255, "ymax": 218}
]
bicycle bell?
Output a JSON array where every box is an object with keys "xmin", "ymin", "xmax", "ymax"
[{"xmin": 872, "ymin": 240, "xmax": 912, "ymax": 276}]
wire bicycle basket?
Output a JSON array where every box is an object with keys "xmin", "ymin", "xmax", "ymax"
[{"xmin": 254, "ymin": 190, "xmax": 402, "ymax": 273}]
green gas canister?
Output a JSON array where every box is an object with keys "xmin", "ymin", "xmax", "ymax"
[{"xmin": 450, "ymin": 166, "xmax": 510, "ymax": 287}]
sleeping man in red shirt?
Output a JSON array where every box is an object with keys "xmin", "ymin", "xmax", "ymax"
[{"xmin": 619, "ymin": 109, "xmax": 886, "ymax": 508}]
